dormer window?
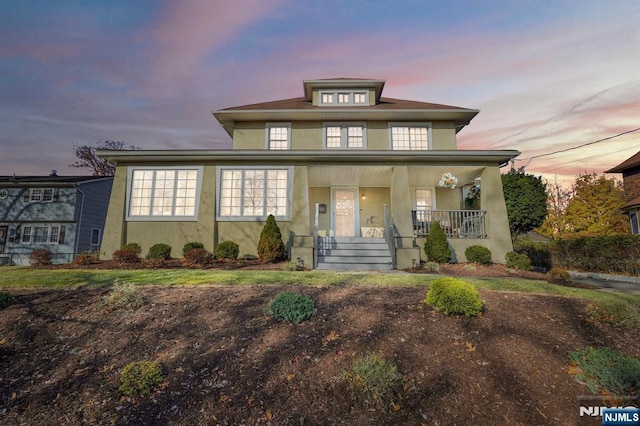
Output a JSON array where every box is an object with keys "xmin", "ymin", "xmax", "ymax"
[{"xmin": 319, "ymin": 90, "xmax": 368, "ymax": 106}]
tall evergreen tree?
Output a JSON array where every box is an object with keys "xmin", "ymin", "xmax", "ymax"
[
  {"xmin": 258, "ymin": 214, "xmax": 286, "ymax": 262},
  {"xmin": 501, "ymin": 170, "xmax": 548, "ymax": 236}
]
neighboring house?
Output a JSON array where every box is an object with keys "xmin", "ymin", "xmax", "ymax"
[
  {"xmin": 0, "ymin": 174, "xmax": 113, "ymax": 265},
  {"xmin": 98, "ymin": 78, "xmax": 518, "ymax": 269},
  {"xmin": 606, "ymin": 150, "xmax": 640, "ymax": 235}
]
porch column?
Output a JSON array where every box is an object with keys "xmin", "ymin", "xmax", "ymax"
[
  {"xmin": 390, "ymin": 166, "xmax": 419, "ymax": 269},
  {"xmin": 290, "ymin": 166, "xmax": 313, "ymax": 268},
  {"xmin": 480, "ymin": 166, "xmax": 513, "ymax": 263}
]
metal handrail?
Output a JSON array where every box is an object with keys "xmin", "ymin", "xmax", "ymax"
[
  {"xmin": 313, "ymin": 203, "xmax": 319, "ymax": 269},
  {"xmin": 383, "ymin": 204, "xmax": 397, "ymax": 268}
]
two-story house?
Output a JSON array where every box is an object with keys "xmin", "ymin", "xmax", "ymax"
[
  {"xmin": 0, "ymin": 174, "xmax": 114, "ymax": 265},
  {"xmin": 98, "ymin": 78, "xmax": 518, "ymax": 269},
  {"xmin": 606, "ymin": 149, "xmax": 640, "ymax": 235}
]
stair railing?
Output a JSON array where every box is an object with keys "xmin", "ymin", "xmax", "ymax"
[
  {"xmin": 313, "ymin": 203, "xmax": 319, "ymax": 269},
  {"xmin": 383, "ymin": 204, "xmax": 397, "ymax": 269}
]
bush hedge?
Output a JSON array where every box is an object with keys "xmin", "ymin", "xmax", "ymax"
[
  {"xmin": 425, "ymin": 277, "xmax": 483, "ymax": 316},
  {"xmin": 148, "ymin": 243, "xmax": 172, "ymax": 260},
  {"xmin": 551, "ymin": 235, "xmax": 640, "ymax": 275},
  {"xmin": 183, "ymin": 248, "xmax": 213, "ymax": 266},
  {"xmin": 547, "ymin": 267, "xmax": 571, "ymax": 284},
  {"xmin": 182, "ymin": 242, "xmax": 204, "ymax": 257},
  {"xmin": 505, "ymin": 251, "xmax": 532, "ymax": 271},
  {"xmin": 113, "ymin": 248, "xmax": 141, "ymax": 264},
  {"xmin": 465, "ymin": 245, "xmax": 492, "ymax": 264},
  {"xmin": 513, "ymin": 237, "xmax": 553, "ymax": 270},
  {"xmin": 216, "ymin": 240, "xmax": 239, "ymax": 260}
]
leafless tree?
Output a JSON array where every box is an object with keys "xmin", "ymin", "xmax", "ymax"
[{"xmin": 69, "ymin": 140, "xmax": 139, "ymax": 176}]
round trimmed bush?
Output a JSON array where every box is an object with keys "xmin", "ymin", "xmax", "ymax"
[
  {"xmin": 506, "ymin": 251, "xmax": 532, "ymax": 270},
  {"xmin": 113, "ymin": 248, "xmax": 140, "ymax": 264},
  {"xmin": 184, "ymin": 247, "xmax": 213, "ymax": 266},
  {"xmin": 122, "ymin": 243, "xmax": 142, "ymax": 255},
  {"xmin": 465, "ymin": 245, "xmax": 492, "ymax": 264},
  {"xmin": 182, "ymin": 242, "xmax": 204, "ymax": 257},
  {"xmin": 265, "ymin": 292, "xmax": 316, "ymax": 323},
  {"xmin": 215, "ymin": 240, "xmax": 239, "ymax": 260},
  {"xmin": 148, "ymin": 243, "xmax": 171, "ymax": 260},
  {"xmin": 547, "ymin": 267, "xmax": 571, "ymax": 284},
  {"xmin": 425, "ymin": 277, "xmax": 484, "ymax": 316}
]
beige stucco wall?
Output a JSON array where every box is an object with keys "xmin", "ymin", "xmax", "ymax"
[
  {"xmin": 100, "ymin": 165, "xmax": 217, "ymax": 258},
  {"xmin": 232, "ymin": 120, "xmax": 460, "ymax": 151}
]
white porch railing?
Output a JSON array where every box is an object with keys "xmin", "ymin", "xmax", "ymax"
[{"xmin": 412, "ymin": 210, "xmax": 487, "ymax": 239}]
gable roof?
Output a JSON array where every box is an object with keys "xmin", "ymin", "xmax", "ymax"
[{"xmin": 606, "ymin": 150, "xmax": 640, "ymax": 173}]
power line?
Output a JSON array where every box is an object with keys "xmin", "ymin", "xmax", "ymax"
[{"xmin": 517, "ymin": 126, "xmax": 640, "ymax": 168}]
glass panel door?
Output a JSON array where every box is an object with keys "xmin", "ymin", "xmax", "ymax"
[{"xmin": 333, "ymin": 189, "xmax": 358, "ymax": 237}]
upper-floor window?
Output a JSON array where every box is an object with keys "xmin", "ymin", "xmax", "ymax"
[
  {"xmin": 389, "ymin": 124, "xmax": 431, "ymax": 150},
  {"xmin": 324, "ymin": 123, "xmax": 366, "ymax": 149},
  {"xmin": 127, "ymin": 167, "xmax": 202, "ymax": 220},
  {"xmin": 266, "ymin": 123, "xmax": 291, "ymax": 150},
  {"xmin": 218, "ymin": 168, "xmax": 291, "ymax": 220},
  {"xmin": 24, "ymin": 188, "xmax": 58, "ymax": 202},
  {"xmin": 319, "ymin": 90, "xmax": 368, "ymax": 106}
]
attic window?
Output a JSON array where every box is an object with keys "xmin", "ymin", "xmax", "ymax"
[{"xmin": 319, "ymin": 90, "xmax": 368, "ymax": 106}]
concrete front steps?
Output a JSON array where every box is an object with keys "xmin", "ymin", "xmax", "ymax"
[{"xmin": 316, "ymin": 237, "xmax": 393, "ymax": 270}]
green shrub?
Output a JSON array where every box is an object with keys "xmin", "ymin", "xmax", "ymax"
[
  {"xmin": 342, "ymin": 354, "xmax": 403, "ymax": 410},
  {"xmin": 465, "ymin": 245, "xmax": 492, "ymax": 264},
  {"xmin": 122, "ymin": 243, "xmax": 142, "ymax": 255},
  {"xmin": 183, "ymin": 248, "xmax": 213, "ymax": 266},
  {"xmin": 547, "ymin": 267, "xmax": 571, "ymax": 284},
  {"xmin": 586, "ymin": 299, "xmax": 640, "ymax": 329},
  {"xmin": 505, "ymin": 251, "xmax": 532, "ymax": 270},
  {"xmin": 182, "ymin": 242, "xmax": 204, "ymax": 257},
  {"xmin": 425, "ymin": 277, "xmax": 483, "ymax": 316},
  {"xmin": 119, "ymin": 361, "xmax": 164, "ymax": 397},
  {"xmin": 0, "ymin": 292, "xmax": 16, "ymax": 309},
  {"xmin": 568, "ymin": 347, "xmax": 640, "ymax": 395},
  {"xmin": 112, "ymin": 248, "xmax": 140, "ymax": 264},
  {"xmin": 265, "ymin": 292, "xmax": 316, "ymax": 323},
  {"xmin": 147, "ymin": 243, "xmax": 171, "ymax": 260},
  {"xmin": 281, "ymin": 261, "xmax": 299, "ymax": 271},
  {"xmin": 257, "ymin": 214, "xmax": 287, "ymax": 262},
  {"xmin": 29, "ymin": 248, "xmax": 52, "ymax": 266},
  {"xmin": 552, "ymin": 235, "xmax": 640, "ymax": 275},
  {"xmin": 215, "ymin": 240, "xmax": 239, "ymax": 260},
  {"xmin": 424, "ymin": 221, "xmax": 451, "ymax": 263},
  {"xmin": 513, "ymin": 237, "xmax": 552, "ymax": 270},
  {"xmin": 104, "ymin": 280, "xmax": 144, "ymax": 310}
]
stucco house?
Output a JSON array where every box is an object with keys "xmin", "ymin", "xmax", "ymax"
[
  {"xmin": 98, "ymin": 78, "xmax": 518, "ymax": 269},
  {"xmin": 606, "ymin": 149, "xmax": 640, "ymax": 235},
  {"xmin": 0, "ymin": 174, "xmax": 113, "ymax": 265}
]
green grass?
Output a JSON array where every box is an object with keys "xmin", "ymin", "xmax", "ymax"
[{"xmin": 1, "ymin": 267, "xmax": 639, "ymax": 306}]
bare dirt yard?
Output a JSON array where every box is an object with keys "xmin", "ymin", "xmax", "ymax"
[{"xmin": 0, "ymin": 265, "xmax": 638, "ymax": 425}]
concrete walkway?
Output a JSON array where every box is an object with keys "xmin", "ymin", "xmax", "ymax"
[{"xmin": 569, "ymin": 271, "xmax": 640, "ymax": 296}]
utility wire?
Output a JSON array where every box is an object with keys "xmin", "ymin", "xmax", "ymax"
[{"xmin": 517, "ymin": 126, "xmax": 640, "ymax": 168}]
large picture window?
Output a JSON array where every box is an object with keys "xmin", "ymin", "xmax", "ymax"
[
  {"xmin": 390, "ymin": 124, "xmax": 431, "ymax": 150},
  {"xmin": 127, "ymin": 167, "xmax": 201, "ymax": 220},
  {"xmin": 218, "ymin": 168, "xmax": 290, "ymax": 219}
]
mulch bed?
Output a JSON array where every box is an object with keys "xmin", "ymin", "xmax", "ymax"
[{"xmin": 0, "ymin": 262, "xmax": 633, "ymax": 424}]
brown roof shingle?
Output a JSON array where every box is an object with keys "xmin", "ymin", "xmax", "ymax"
[{"xmin": 606, "ymin": 150, "xmax": 640, "ymax": 173}]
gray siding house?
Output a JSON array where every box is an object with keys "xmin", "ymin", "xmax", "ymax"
[{"xmin": 0, "ymin": 175, "xmax": 113, "ymax": 265}]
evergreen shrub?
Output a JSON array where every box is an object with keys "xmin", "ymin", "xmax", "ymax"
[
  {"xmin": 258, "ymin": 214, "xmax": 286, "ymax": 262},
  {"xmin": 265, "ymin": 292, "xmax": 316, "ymax": 323},
  {"xmin": 119, "ymin": 361, "xmax": 164, "ymax": 397},
  {"xmin": 425, "ymin": 277, "xmax": 483, "ymax": 316},
  {"xmin": 505, "ymin": 251, "xmax": 532, "ymax": 270},
  {"xmin": 215, "ymin": 240, "xmax": 239, "ymax": 260},
  {"xmin": 148, "ymin": 243, "xmax": 171, "ymax": 260},
  {"xmin": 465, "ymin": 245, "xmax": 492, "ymax": 264},
  {"xmin": 182, "ymin": 242, "xmax": 204, "ymax": 257},
  {"xmin": 423, "ymin": 221, "xmax": 451, "ymax": 263}
]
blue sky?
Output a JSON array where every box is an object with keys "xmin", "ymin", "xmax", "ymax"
[{"xmin": 1, "ymin": 0, "xmax": 638, "ymax": 184}]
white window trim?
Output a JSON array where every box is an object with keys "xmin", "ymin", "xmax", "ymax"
[
  {"xmin": 319, "ymin": 90, "xmax": 369, "ymax": 106},
  {"xmin": 90, "ymin": 228, "xmax": 102, "ymax": 246},
  {"xmin": 125, "ymin": 166, "xmax": 203, "ymax": 222},
  {"xmin": 322, "ymin": 122, "xmax": 367, "ymax": 149},
  {"xmin": 388, "ymin": 122, "xmax": 433, "ymax": 150},
  {"xmin": 216, "ymin": 166, "xmax": 293, "ymax": 222},
  {"xmin": 413, "ymin": 187, "xmax": 437, "ymax": 210},
  {"xmin": 21, "ymin": 224, "xmax": 65, "ymax": 244},
  {"xmin": 265, "ymin": 122, "xmax": 291, "ymax": 150}
]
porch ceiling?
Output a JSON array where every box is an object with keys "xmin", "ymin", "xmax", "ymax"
[{"xmin": 308, "ymin": 165, "xmax": 485, "ymax": 187}]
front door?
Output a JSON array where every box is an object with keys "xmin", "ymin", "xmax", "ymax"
[
  {"xmin": 333, "ymin": 188, "xmax": 358, "ymax": 237},
  {"xmin": 0, "ymin": 226, "xmax": 7, "ymax": 254}
]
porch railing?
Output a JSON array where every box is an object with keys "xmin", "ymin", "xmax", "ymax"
[
  {"xmin": 383, "ymin": 204, "xmax": 397, "ymax": 268},
  {"xmin": 412, "ymin": 210, "xmax": 487, "ymax": 239}
]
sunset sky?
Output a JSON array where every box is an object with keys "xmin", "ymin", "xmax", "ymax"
[{"xmin": 1, "ymin": 0, "xmax": 638, "ymax": 185}]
